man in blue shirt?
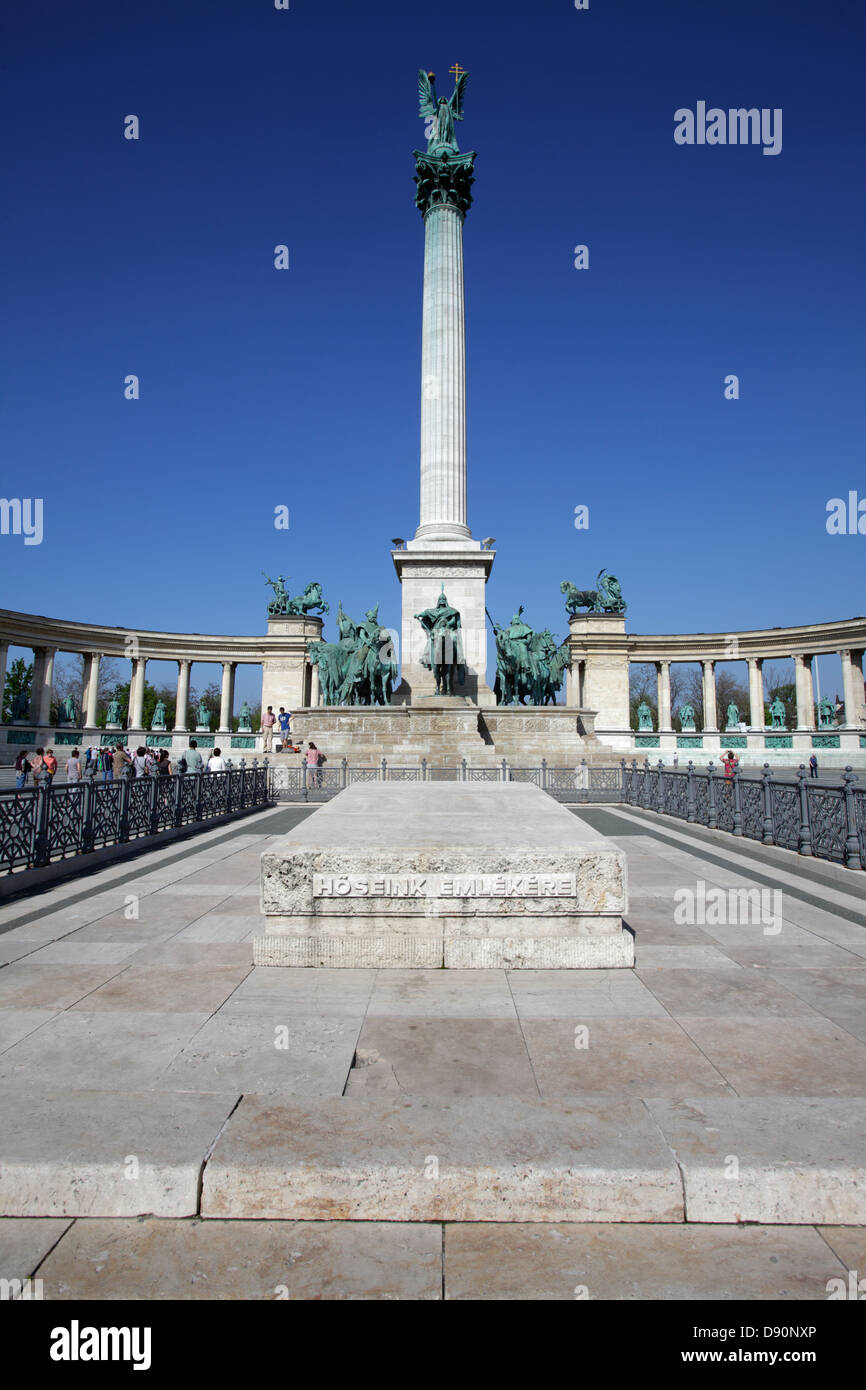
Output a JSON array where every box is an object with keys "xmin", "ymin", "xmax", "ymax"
[{"xmin": 277, "ymin": 708, "xmax": 292, "ymax": 749}]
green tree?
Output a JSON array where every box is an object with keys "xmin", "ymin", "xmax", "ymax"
[{"xmin": 2, "ymin": 658, "xmax": 33, "ymax": 723}]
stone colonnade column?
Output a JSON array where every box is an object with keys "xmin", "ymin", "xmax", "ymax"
[
  {"xmin": 0, "ymin": 643, "xmax": 8, "ymax": 709},
  {"xmin": 218, "ymin": 662, "xmax": 236, "ymax": 734},
  {"xmin": 310, "ymin": 664, "xmax": 320, "ymax": 708},
  {"xmin": 130, "ymin": 656, "xmax": 147, "ymax": 729},
  {"xmin": 83, "ymin": 653, "xmax": 101, "ymax": 726},
  {"xmin": 175, "ymin": 660, "xmax": 191, "ymax": 733},
  {"xmin": 656, "ymin": 660, "xmax": 672, "ymax": 731},
  {"xmin": 701, "ymin": 659, "xmax": 717, "ymax": 732},
  {"xmin": 851, "ymin": 650, "xmax": 866, "ymax": 725},
  {"xmin": 793, "ymin": 653, "xmax": 815, "ymax": 729},
  {"xmin": 34, "ymin": 647, "xmax": 55, "ymax": 725},
  {"xmin": 415, "ymin": 200, "xmax": 471, "ymax": 543},
  {"xmin": 748, "ymin": 658, "xmax": 764, "ymax": 729},
  {"xmin": 839, "ymin": 649, "xmax": 866, "ymax": 726}
]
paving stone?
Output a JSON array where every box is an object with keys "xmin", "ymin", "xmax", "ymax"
[
  {"xmin": 71, "ymin": 963, "xmax": 250, "ymax": 1014},
  {"xmin": 767, "ymin": 968, "xmax": 866, "ymax": 1040},
  {"xmin": 631, "ymin": 944, "xmax": 738, "ymax": 970},
  {"xmin": 349, "ymin": 1018, "xmax": 538, "ymax": 1097},
  {"xmin": 443, "ymin": 1222, "xmax": 847, "ymax": 1300},
  {"xmin": 636, "ymin": 968, "xmax": 817, "ymax": 1019},
  {"xmin": 507, "ymin": 969, "xmax": 667, "ymax": 1020},
  {"xmin": 223, "ymin": 967, "xmax": 375, "ymax": 1018},
  {"xmin": 0, "ymin": 1008, "xmax": 58, "ymax": 1054},
  {"xmin": 522, "ymin": 1018, "xmax": 733, "ymax": 1098},
  {"xmin": 22, "ymin": 942, "xmax": 143, "ymax": 966},
  {"xmin": 158, "ymin": 1012, "xmax": 359, "ymax": 1095},
  {"xmin": 677, "ymin": 1017, "xmax": 866, "ymax": 1096},
  {"xmin": 0, "ymin": 1011, "xmax": 212, "ymax": 1089},
  {"xmin": 647, "ymin": 1098, "xmax": 866, "ymax": 1224},
  {"xmin": 366, "ymin": 969, "xmax": 516, "ymax": 1018},
  {"xmin": 0, "ymin": 1217, "xmax": 73, "ymax": 1281},
  {"xmin": 816, "ymin": 1226, "xmax": 866, "ymax": 1277},
  {"xmin": 0, "ymin": 1089, "xmax": 239, "ymax": 1217},
  {"xmin": 0, "ymin": 964, "xmax": 127, "ymax": 1010},
  {"xmin": 201, "ymin": 1094, "xmax": 684, "ymax": 1222},
  {"xmin": 34, "ymin": 1217, "xmax": 442, "ymax": 1300}
]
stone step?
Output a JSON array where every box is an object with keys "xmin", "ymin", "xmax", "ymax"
[{"xmin": 201, "ymin": 1094, "xmax": 683, "ymax": 1223}]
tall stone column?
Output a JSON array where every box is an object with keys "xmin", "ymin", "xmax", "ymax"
[
  {"xmin": 656, "ymin": 660, "xmax": 672, "ymax": 731},
  {"xmin": 130, "ymin": 656, "xmax": 147, "ymax": 729},
  {"xmin": 175, "ymin": 659, "xmax": 191, "ymax": 733},
  {"xmin": 35, "ymin": 647, "xmax": 55, "ymax": 726},
  {"xmin": 0, "ymin": 642, "xmax": 8, "ymax": 713},
  {"xmin": 852, "ymin": 650, "xmax": 866, "ymax": 726},
  {"xmin": 310, "ymin": 664, "xmax": 320, "ymax": 708},
  {"xmin": 83, "ymin": 652, "xmax": 101, "ymax": 726},
  {"xmin": 840, "ymin": 649, "xmax": 859, "ymax": 726},
  {"xmin": 748, "ymin": 658, "xmax": 764, "ymax": 729},
  {"xmin": 701, "ymin": 659, "xmax": 717, "ymax": 732},
  {"xmin": 218, "ymin": 661, "xmax": 235, "ymax": 734},
  {"xmin": 793, "ymin": 653, "xmax": 815, "ymax": 730}
]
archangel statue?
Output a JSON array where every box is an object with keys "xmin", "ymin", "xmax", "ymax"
[{"xmin": 417, "ymin": 68, "xmax": 468, "ymax": 155}]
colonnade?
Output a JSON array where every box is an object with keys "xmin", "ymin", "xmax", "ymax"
[{"xmin": 648, "ymin": 651, "xmax": 866, "ymax": 731}]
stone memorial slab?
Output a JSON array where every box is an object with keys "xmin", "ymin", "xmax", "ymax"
[{"xmin": 256, "ymin": 783, "xmax": 630, "ymax": 968}]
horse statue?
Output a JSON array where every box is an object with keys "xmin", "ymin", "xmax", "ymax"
[
  {"xmin": 264, "ymin": 574, "xmax": 330, "ymax": 617},
  {"xmin": 560, "ymin": 569, "xmax": 627, "ymax": 615}
]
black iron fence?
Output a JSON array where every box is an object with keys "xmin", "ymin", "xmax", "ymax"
[
  {"xmin": 276, "ymin": 759, "xmax": 626, "ymax": 804},
  {"xmin": 0, "ymin": 761, "xmax": 273, "ymax": 874},
  {"xmin": 623, "ymin": 760, "xmax": 864, "ymax": 871}
]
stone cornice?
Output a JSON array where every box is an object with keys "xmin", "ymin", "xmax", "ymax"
[{"xmin": 567, "ymin": 615, "xmax": 866, "ymax": 663}]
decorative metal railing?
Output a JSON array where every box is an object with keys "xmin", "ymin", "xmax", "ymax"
[
  {"xmin": 622, "ymin": 759, "xmax": 863, "ymax": 871},
  {"xmin": 274, "ymin": 759, "xmax": 627, "ymax": 805},
  {"xmin": 0, "ymin": 761, "xmax": 273, "ymax": 874}
]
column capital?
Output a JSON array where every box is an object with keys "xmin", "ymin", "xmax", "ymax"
[{"xmin": 414, "ymin": 149, "xmax": 476, "ymax": 218}]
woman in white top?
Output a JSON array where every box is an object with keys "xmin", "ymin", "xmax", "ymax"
[
  {"xmin": 207, "ymin": 749, "xmax": 226, "ymax": 773},
  {"xmin": 66, "ymin": 749, "xmax": 82, "ymax": 783}
]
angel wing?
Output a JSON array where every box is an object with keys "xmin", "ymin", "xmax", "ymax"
[
  {"xmin": 417, "ymin": 69, "xmax": 437, "ymax": 118},
  {"xmin": 451, "ymin": 70, "xmax": 468, "ymax": 120}
]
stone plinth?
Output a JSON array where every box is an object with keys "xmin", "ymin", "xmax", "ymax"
[
  {"xmin": 256, "ymin": 782, "xmax": 630, "ymax": 968},
  {"xmin": 261, "ymin": 614, "xmax": 323, "ymax": 715},
  {"xmin": 568, "ymin": 611, "xmax": 630, "ymax": 740},
  {"xmin": 391, "ymin": 547, "xmax": 496, "ymax": 706}
]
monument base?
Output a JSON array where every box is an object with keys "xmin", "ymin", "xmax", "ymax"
[{"xmin": 256, "ymin": 783, "xmax": 631, "ymax": 969}]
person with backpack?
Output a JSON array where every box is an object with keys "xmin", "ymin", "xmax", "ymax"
[
  {"xmin": 132, "ymin": 747, "xmax": 148, "ymax": 778},
  {"xmin": 14, "ymin": 750, "xmax": 31, "ymax": 789},
  {"xmin": 31, "ymin": 747, "xmax": 45, "ymax": 781},
  {"xmin": 112, "ymin": 745, "xmax": 131, "ymax": 779},
  {"xmin": 96, "ymin": 747, "xmax": 113, "ymax": 782},
  {"xmin": 180, "ymin": 738, "xmax": 203, "ymax": 775},
  {"xmin": 43, "ymin": 749, "xmax": 58, "ymax": 780}
]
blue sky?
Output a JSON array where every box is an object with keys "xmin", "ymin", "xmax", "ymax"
[{"xmin": 1, "ymin": 0, "xmax": 863, "ymax": 702}]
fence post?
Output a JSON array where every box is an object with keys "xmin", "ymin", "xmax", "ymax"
[
  {"xmin": 541, "ymin": 758, "xmax": 547, "ymax": 791},
  {"xmin": 33, "ymin": 778, "xmax": 52, "ymax": 867},
  {"xmin": 501, "ymin": 757, "xmax": 508, "ymax": 783},
  {"xmin": 761, "ymin": 763, "xmax": 774, "ymax": 845},
  {"xmin": 117, "ymin": 774, "xmax": 131, "ymax": 843},
  {"xmin": 655, "ymin": 759, "xmax": 665, "ymax": 813},
  {"xmin": 686, "ymin": 760, "xmax": 696, "ymax": 823},
  {"xmin": 461, "ymin": 757, "xmax": 467, "ymax": 782},
  {"xmin": 421, "ymin": 757, "xmax": 428, "ymax": 783},
  {"xmin": 707, "ymin": 762, "xmax": 717, "ymax": 829},
  {"xmin": 193, "ymin": 770, "xmax": 204, "ymax": 822},
  {"xmin": 173, "ymin": 769, "xmax": 184, "ymax": 826},
  {"xmin": 731, "ymin": 765, "xmax": 743, "ymax": 836},
  {"xmin": 380, "ymin": 757, "xmax": 387, "ymax": 782},
  {"xmin": 797, "ymin": 765, "xmax": 813, "ymax": 857},
  {"xmin": 225, "ymin": 765, "xmax": 234, "ymax": 815},
  {"xmin": 341, "ymin": 757, "xmax": 348, "ymax": 790},
  {"xmin": 148, "ymin": 774, "xmax": 159, "ymax": 835},
  {"xmin": 842, "ymin": 766, "xmax": 862, "ymax": 870}
]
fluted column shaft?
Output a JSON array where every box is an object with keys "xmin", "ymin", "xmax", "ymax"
[
  {"xmin": 84, "ymin": 653, "xmax": 101, "ymax": 726},
  {"xmin": 175, "ymin": 660, "xmax": 191, "ymax": 732},
  {"xmin": 218, "ymin": 662, "xmax": 235, "ymax": 733},
  {"xmin": 656, "ymin": 661, "xmax": 672, "ymax": 731},
  {"xmin": 701, "ymin": 659, "xmax": 717, "ymax": 731},
  {"xmin": 748, "ymin": 658, "xmax": 764, "ymax": 728},
  {"xmin": 793, "ymin": 653, "xmax": 815, "ymax": 729},
  {"xmin": 131, "ymin": 656, "xmax": 147, "ymax": 728},
  {"xmin": 416, "ymin": 203, "xmax": 470, "ymax": 541}
]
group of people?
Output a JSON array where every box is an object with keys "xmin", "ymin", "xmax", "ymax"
[
  {"xmin": 14, "ymin": 738, "xmax": 233, "ymax": 788},
  {"xmin": 260, "ymin": 706, "xmax": 297, "ymax": 752}
]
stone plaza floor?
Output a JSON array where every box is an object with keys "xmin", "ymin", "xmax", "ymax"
[{"xmin": 0, "ymin": 800, "xmax": 864, "ymax": 1299}]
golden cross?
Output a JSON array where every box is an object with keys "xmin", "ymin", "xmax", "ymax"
[{"xmin": 449, "ymin": 62, "xmax": 467, "ymax": 83}]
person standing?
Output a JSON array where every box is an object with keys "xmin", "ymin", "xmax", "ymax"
[
  {"xmin": 722, "ymin": 750, "xmax": 739, "ymax": 779},
  {"xmin": 306, "ymin": 741, "xmax": 322, "ymax": 789},
  {"xmin": 809, "ymin": 753, "xmax": 819, "ymax": 779},
  {"xmin": 66, "ymin": 748, "xmax": 82, "ymax": 783},
  {"xmin": 132, "ymin": 747, "xmax": 148, "ymax": 778},
  {"xmin": 14, "ymin": 750, "xmax": 31, "ymax": 789},
  {"xmin": 43, "ymin": 749, "xmax": 58, "ymax": 780},
  {"xmin": 261, "ymin": 706, "xmax": 276, "ymax": 752},
  {"xmin": 31, "ymin": 747, "xmax": 45, "ymax": 782},
  {"xmin": 277, "ymin": 707, "xmax": 290, "ymax": 749},
  {"xmin": 207, "ymin": 747, "xmax": 227, "ymax": 773},
  {"xmin": 112, "ymin": 745, "xmax": 131, "ymax": 780},
  {"xmin": 156, "ymin": 749, "xmax": 172, "ymax": 776},
  {"xmin": 182, "ymin": 738, "xmax": 204, "ymax": 775}
]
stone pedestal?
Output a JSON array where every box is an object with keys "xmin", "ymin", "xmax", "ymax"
[
  {"xmin": 256, "ymin": 783, "xmax": 630, "ymax": 969},
  {"xmin": 391, "ymin": 546, "xmax": 495, "ymax": 705},
  {"xmin": 568, "ymin": 612, "xmax": 630, "ymax": 748},
  {"xmin": 261, "ymin": 614, "xmax": 324, "ymax": 716}
]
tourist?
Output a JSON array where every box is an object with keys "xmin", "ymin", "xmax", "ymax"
[
  {"xmin": 144, "ymin": 747, "xmax": 157, "ymax": 776},
  {"xmin": 277, "ymin": 707, "xmax": 291, "ymax": 748},
  {"xmin": 207, "ymin": 747, "xmax": 227, "ymax": 773},
  {"xmin": 156, "ymin": 749, "xmax": 172, "ymax": 776},
  {"xmin": 31, "ymin": 748, "xmax": 45, "ymax": 782},
  {"xmin": 722, "ymin": 750, "xmax": 739, "ymax": 779},
  {"xmin": 132, "ymin": 747, "xmax": 148, "ymax": 778},
  {"xmin": 306, "ymin": 741, "xmax": 323, "ymax": 788},
  {"xmin": 14, "ymin": 750, "xmax": 31, "ymax": 789},
  {"xmin": 261, "ymin": 705, "xmax": 276, "ymax": 752},
  {"xmin": 112, "ymin": 745, "xmax": 131, "ymax": 779},
  {"xmin": 96, "ymin": 746, "xmax": 113, "ymax": 781},
  {"xmin": 43, "ymin": 749, "xmax": 58, "ymax": 780},
  {"xmin": 182, "ymin": 738, "xmax": 204, "ymax": 775},
  {"xmin": 809, "ymin": 753, "xmax": 819, "ymax": 779},
  {"xmin": 66, "ymin": 748, "xmax": 82, "ymax": 782}
]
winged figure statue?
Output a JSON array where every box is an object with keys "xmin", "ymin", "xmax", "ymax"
[{"xmin": 417, "ymin": 68, "xmax": 467, "ymax": 155}]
